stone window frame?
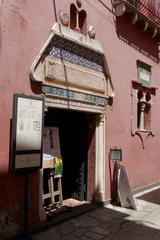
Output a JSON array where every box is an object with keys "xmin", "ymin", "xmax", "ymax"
[
  {"xmin": 131, "ymin": 81, "xmax": 156, "ymax": 135},
  {"xmin": 70, "ymin": 3, "xmax": 87, "ymax": 33},
  {"xmin": 137, "ymin": 89, "xmax": 151, "ymax": 131}
]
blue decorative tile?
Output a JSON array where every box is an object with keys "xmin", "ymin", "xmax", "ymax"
[
  {"xmin": 42, "ymin": 86, "xmax": 107, "ymax": 106},
  {"xmin": 44, "ymin": 35, "xmax": 104, "ymax": 73}
]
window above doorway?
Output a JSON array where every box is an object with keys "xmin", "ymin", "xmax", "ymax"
[{"xmin": 70, "ymin": 3, "xmax": 87, "ymax": 34}]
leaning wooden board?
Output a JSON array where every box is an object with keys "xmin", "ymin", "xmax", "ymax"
[{"xmin": 117, "ymin": 165, "xmax": 137, "ymax": 210}]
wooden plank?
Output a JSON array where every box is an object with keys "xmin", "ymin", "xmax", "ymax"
[
  {"xmin": 43, "ymin": 193, "xmax": 51, "ymax": 200},
  {"xmin": 117, "ymin": 165, "xmax": 137, "ymax": 210}
]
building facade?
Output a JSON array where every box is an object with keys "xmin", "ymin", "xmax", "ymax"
[{"xmin": 0, "ymin": 0, "xmax": 160, "ymax": 237}]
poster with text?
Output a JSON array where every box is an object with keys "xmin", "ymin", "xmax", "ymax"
[{"xmin": 11, "ymin": 94, "xmax": 44, "ymax": 172}]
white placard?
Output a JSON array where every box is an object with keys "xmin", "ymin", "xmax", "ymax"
[
  {"xmin": 139, "ymin": 69, "xmax": 150, "ymax": 83},
  {"xmin": 15, "ymin": 153, "xmax": 41, "ymax": 169},
  {"xmin": 16, "ymin": 98, "xmax": 43, "ymax": 151}
]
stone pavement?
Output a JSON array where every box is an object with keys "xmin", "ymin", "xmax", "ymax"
[{"xmin": 29, "ymin": 186, "xmax": 160, "ymax": 240}]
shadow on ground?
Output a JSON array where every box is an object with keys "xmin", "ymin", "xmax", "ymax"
[
  {"xmin": 137, "ymin": 188, "xmax": 160, "ymax": 205},
  {"xmin": 30, "ymin": 202, "xmax": 160, "ymax": 240},
  {"xmin": 5, "ymin": 196, "xmax": 160, "ymax": 240}
]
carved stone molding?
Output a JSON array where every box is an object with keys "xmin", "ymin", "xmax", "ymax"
[
  {"xmin": 96, "ymin": 113, "xmax": 105, "ymax": 126},
  {"xmin": 30, "ymin": 23, "xmax": 114, "ymax": 113}
]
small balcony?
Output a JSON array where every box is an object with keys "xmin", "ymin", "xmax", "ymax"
[{"xmin": 113, "ymin": 0, "xmax": 160, "ymax": 41}]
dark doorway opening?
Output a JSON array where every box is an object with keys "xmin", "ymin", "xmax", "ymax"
[{"xmin": 44, "ymin": 108, "xmax": 89, "ymax": 201}]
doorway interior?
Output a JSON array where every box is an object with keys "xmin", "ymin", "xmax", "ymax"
[{"xmin": 44, "ymin": 108, "xmax": 90, "ymax": 201}]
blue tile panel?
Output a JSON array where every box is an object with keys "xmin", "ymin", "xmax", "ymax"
[
  {"xmin": 44, "ymin": 35, "xmax": 104, "ymax": 73},
  {"xmin": 42, "ymin": 86, "xmax": 107, "ymax": 106}
]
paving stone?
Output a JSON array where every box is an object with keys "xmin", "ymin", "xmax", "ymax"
[
  {"xmin": 85, "ymin": 231, "xmax": 103, "ymax": 239},
  {"xmin": 30, "ymin": 188, "xmax": 160, "ymax": 240},
  {"xmin": 73, "ymin": 227, "xmax": 87, "ymax": 236},
  {"xmin": 92, "ymin": 226, "xmax": 110, "ymax": 236}
]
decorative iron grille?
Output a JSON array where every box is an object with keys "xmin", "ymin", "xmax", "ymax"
[{"xmin": 44, "ymin": 35, "xmax": 104, "ymax": 73}]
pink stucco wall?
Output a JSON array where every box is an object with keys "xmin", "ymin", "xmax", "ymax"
[
  {"xmin": 0, "ymin": 0, "xmax": 56, "ymax": 232},
  {"xmin": 1, "ymin": 0, "xmax": 160, "ymax": 234},
  {"xmin": 51, "ymin": 0, "xmax": 160, "ymax": 198},
  {"xmin": 94, "ymin": 2, "xmax": 160, "ymax": 196}
]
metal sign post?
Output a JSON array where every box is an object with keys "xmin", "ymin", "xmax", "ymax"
[
  {"xmin": 109, "ymin": 148, "xmax": 122, "ymax": 204},
  {"xmin": 22, "ymin": 173, "xmax": 31, "ymax": 240},
  {"xmin": 11, "ymin": 94, "xmax": 44, "ymax": 239},
  {"xmin": 109, "ymin": 147, "xmax": 137, "ymax": 210}
]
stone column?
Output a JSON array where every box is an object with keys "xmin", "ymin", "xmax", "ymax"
[
  {"xmin": 139, "ymin": 101, "xmax": 146, "ymax": 131},
  {"xmin": 38, "ymin": 107, "xmax": 47, "ymax": 221},
  {"xmin": 138, "ymin": 92, "xmax": 146, "ymax": 131},
  {"xmin": 95, "ymin": 113, "xmax": 105, "ymax": 202}
]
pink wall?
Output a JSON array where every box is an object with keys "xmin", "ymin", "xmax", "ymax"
[
  {"xmin": 54, "ymin": 0, "xmax": 160, "ymax": 197},
  {"xmin": 1, "ymin": 0, "xmax": 160, "ymax": 233},
  {"xmin": 0, "ymin": 0, "xmax": 56, "ymax": 231},
  {"xmin": 65, "ymin": 0, "xmax": 160, "ymax": 198}
]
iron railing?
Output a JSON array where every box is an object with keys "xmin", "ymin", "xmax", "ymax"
[{"xmin": 115, "ymin": 0, "xmax": 160, "ymax": 25}]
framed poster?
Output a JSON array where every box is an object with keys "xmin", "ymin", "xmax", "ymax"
[
  {"xmin": 43, "ymin": 127, "xmax": 61, "ymax": 157},
  {"xmin": 110, "ymin": 148, "xmax": 122, "ymax": 161},
  {"xmin": 137, "ymin": 61, "xmax": 151, "ymax": 86},
  {"xmin": 11, "ymin": 94, "xmax": 44, "ymax": 173}
]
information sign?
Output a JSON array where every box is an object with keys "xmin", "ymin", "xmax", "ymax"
[
  {"xmin": 110, "ymin": 148, "xmax": 122, "ymax": 161},
  {"xmin": 11, "ymin": 94, "xmax": 44, "ymax": 173}
]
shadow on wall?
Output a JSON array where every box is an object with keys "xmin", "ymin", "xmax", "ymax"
[
  {"xmin": 0, "ymin": 171, "xmax": 40, "ymax": 239},
  {"xmin": 86, "ymin": 0, "xmax": 159, "ymax": 62},
  {"xmin": 109, "ymin": 158, "xmax": 119, "ymax": 204},
  {"xmin": 115, "ymin": 16, "xmax": 160, "ymax": 63},
  {"xmin": 30, "ymin": 80, "xmax": 42, "ymax": 95}
]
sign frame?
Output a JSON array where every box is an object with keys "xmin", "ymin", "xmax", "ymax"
[
  {"xmin": 109, "ymin": 148, "xmax": 122, "ymax": 161},
  {"xmin": 137, "ymin": 61, "xmax": 151, "ymax": 86},
  {"xmin": 11, "ymin": 94, "xmax": 44, "ymax": 173}
]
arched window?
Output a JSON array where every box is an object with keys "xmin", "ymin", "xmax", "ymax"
[
  {"xmin": 70, "ymin": 4, "xmax": 87, "ymax": 33},
  {"xmin": 137, "ymin": 90, "xmax": 151, "ymax": 131}
]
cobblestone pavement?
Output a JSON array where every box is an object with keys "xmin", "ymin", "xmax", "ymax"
[{"xmin": 31, "ymin": 187, "xmax": 160, "ymax": 240}]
